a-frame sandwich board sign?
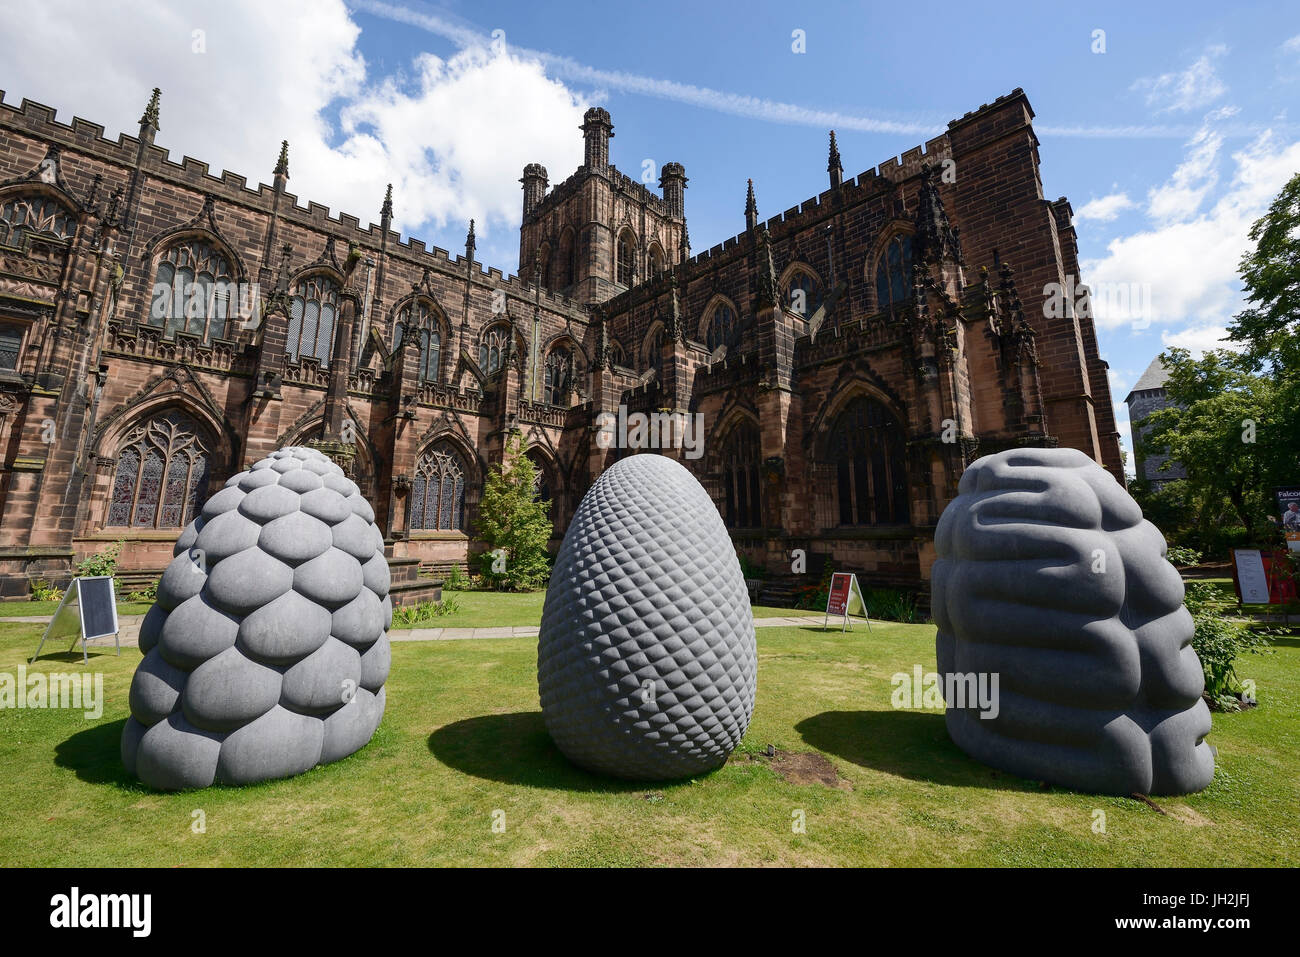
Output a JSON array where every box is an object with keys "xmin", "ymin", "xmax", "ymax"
[
  {"xmin": 823, "ymin": 571, "xmax": 871, "ymax": 633},
  {"xmin": 29, "ymin": 576, "xmax": 120, "ymax": 665}
]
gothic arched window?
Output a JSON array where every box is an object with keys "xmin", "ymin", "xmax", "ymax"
[
  {"xmin": 558, "ymin": 228, "xmax": 577, "ymax": 289},
  {"xmin": 706, "ymin": 303, "xmax": 739, "ymax": 352},
  {"xmin": 544, "ymin": 346, "xmax": 572, "ymax": 406},
  {"xmin": 149, "ymin": 239, "xmax": 236, "ymax": 342},
  {"xmin": 720, "ymin": 423, "xmax": 763, "ymax": 529},
  {"xmin": 647, "ymin": 243, "xmax": 665, "ymax": 277},
  {"xmin": 648, "ymin": 326, "xmax": 664, "ymax": 377},
  {"xmin": 410, "ymin": 443, "xmax": 468, "ymax": 532},
  {"xmin": 616, "ymin": 229, "xmax": 636, "ymax": 287},
  {"xmin": 107, "ymin": 410, "xmax": 210, "ymax": 529},
  {"xmin": 527, "ymin": 449, "xmax": 555, "ymax": 521},
  {"xmin": 828, "ymin": 396, "xmax": 909, "ymax": 526},
  {"xmin": 288, "ymin": 275, "xmax": 340, "ymax": 367},
  {"xmin": 479, "ymin": 325, "xmax": 509, "ymax": 375},
  {"xmin": 394, "ymin": 301, "xmax": 441, "ymax": 383},
  {"xmin": 875, "ymin": 235, "xmax": 914, "ymax": 313},
  {"xmin": 785, "ymin": 271, "xmax": 822, "ymax": 318},
  {"xmin": 0, "ymin": 195, "xmax": 75, "ymax": 247},
  {"xmin": 609, "ymin": 339, "xmax": 627, "ymax": 368}
]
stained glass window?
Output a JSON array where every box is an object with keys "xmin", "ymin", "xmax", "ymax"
[
  {"xmin": 785, "ymin": 272, "xmax": 822, "ymax": 318},
  {"xmin": 0, "ymin": 195, "xmax": 75, "ymax": 247},
  {"xmin": 410, "ymin": 444, "xmax": 468, "ymax": 531},
  {"xmin": 544, "ymin": 346, "xmax": 572, "ymax": 406},
  {"xmin": 149, "ymin": 240, "xmax": 236, "ymax": 342},
  {"xmin": 720, "ymin": 423, "xmax": 762, "ymax": 529},
  {"xmin": 106, "ymin": 411, "xmax": 210, "ymax": 528},
  {"xmin": 828, "ymin": 396, "xmax": 909, "ymax": 526},
  {"xmin": 0, "ymin": 324, "xmax": 22, "ymax": 372},
  {"xmin": 706, "ymin": 303, "xmax": 739, "ymax": 351},
  {"xmin": 648, "ymin": 326, "xmax": 664, "ymax": 377},
  {"xmin": 875, "ymin": 235, "xmax": 914, "ymax": 312},
  {"xmin": 616, "ymin": 230, "xmax": 636, "ymax": 287},
  {"xmin": 478, "ymin": 326, "xmax": 508, "ymax": 375},
  {"xmin": 288, "ymin": 275, "xmax": 340, "ymax": 367},
  {"xmin": 394, "ymin": 301, "xmax": 441, "ymax": 383}
]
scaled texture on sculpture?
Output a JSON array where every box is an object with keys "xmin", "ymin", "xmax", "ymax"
[
  {"xmin": 538, "ymin": 454, "xmax": 757, "ymax": 780},
  {"xmin": 122, "ymin": 446, "xmax": 392, "ymax": 790},
  {"xmin": 932, "ymin": 447, "xmax": 1213, "ymax": 796}
]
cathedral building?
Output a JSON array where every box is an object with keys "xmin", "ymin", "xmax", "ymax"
[{"xmin": 0, "ymin": 86, "xmax": 1122, "ymax": 601}]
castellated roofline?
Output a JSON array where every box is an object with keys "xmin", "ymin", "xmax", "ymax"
[{"xmin": 0, "ymin": 88, "xmax": 601, "ymax": 320}]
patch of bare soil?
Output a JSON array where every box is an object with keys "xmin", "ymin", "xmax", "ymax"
[{"xmin": 735, "ymin": 748, "xmax": 852, "ymax": 790}]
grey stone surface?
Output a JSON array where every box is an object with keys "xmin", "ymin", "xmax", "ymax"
[
  {"xmin": 182, "ymin": 646, "xmax": 284, "ymax": 732},
  {"xmin": 932, "ymin": 447, "xmax": 1214, "ymax": 796},
  {"xmin": 215, "ymin": 705, "xmax": 323, "ymax": 785},
  {"xmin": 123, "ymin": 445, "xmax": 391, "ymax": 790},
  {"xmin": 538, "ymin": 454, "xmax": 757, "ymax": 780},
  {"xmin": 128, "ymin": 648, "xmax": 186, "ymax": 726},
  {"xmin": 236, "ymin": 590, "xmax": 332, "ymax": 665},
  {"xmin": 319, "ymin": 687, "xmax": 385, "ymax": 765}
]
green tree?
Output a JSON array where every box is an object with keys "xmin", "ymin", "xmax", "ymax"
[
  {"xmin": 1137, "ymin": 172, "xmax": 1300, "ymax": 553},
  {"xmin": 474, "ymin": 432, "xmax": 553, "ymax": 591},
  {"xmin": 1139, "ymin": 349, "xmax": 1277, "ymax": 544}
]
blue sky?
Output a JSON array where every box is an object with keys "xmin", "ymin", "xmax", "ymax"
[{"xmin": 3, "ymin": 0, "xmax": 1299, "ymax": 469}]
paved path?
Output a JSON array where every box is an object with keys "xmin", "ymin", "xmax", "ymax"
[{"xmin": 9, "ymin": 611, "xmax": 867, "ymax": 649}]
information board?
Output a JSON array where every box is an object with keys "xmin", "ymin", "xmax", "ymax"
[
  {"xmin": 29, "ymin": 577, "xmax": 121, "ymax": 664},
  {"xmin": 823, "ymin": 572, "xmax": 871, "ymax": 633}
]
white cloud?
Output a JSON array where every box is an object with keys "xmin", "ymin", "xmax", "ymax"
[
  {"xmin": 1145, "ymin": 123, "xmax": 1223, "ymax": 224},
  {"xmin": 1076, "ymin": 192, "xmax": 1136, "ymax": 222},
  {"xmin": 1283, "ymin": 34, "xmax": 1300, "ymax": 55},
  {"xmin": 0, "ymin": 0, "xmax": 588, "ymax": 270},
  {"xmin": 1081, "ymin": 113, "xmax": 1300, "ymax": 332},
  {"xmin": 1161, "ymin": 325, "xmax": 1233, "ymax": 354},
  {"xmin": 1131, "ymin": 47, "xmax": 1228, "ymax": 114}
]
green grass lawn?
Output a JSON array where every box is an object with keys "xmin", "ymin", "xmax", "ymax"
[
  {"xmin": 396, "ymin": 592, "xmax": 823, "ymax": 630},
  {"xmin": 0, "ymin": 599, "xmax": 154, "ymax": 618},
  {"xmin": 1, "ymin": 607, "xmax": 1295, "ymax": 867}
]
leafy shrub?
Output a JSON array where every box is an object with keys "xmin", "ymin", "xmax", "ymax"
[
  {"xmin": 737, "ymin": 551, "xmax": 767, "ymax": 580},
  {"xmin": 391, "ymin": 595, "xmax": 462, "ymax": 628},
  {"xmin": 1183, "ymin": 580, "xmax": 1272, "ymax": 709},
  {"xmin": 31, "ymin": 580, "xmax": 63, "ymax": 603},
  {"xmin": 76, "ymin": 540, "xmax": 124, "ymax": 580},
  {"xmin": 795, "ymin": 561, "xmax": 835, "ymax": 610},
  {"xmin": 866, "ymin": 588, "xmax": 920, "ymax": 624},
  {"xmin": 126, "ymin": 579, "xmax": 159, "ymax": 603},
  {"xmin": 1165, "ymin": 545, "xmax": 1203, "ymax": 567},
  {"xmin": 445, "ymin": 564, "xmax": 468, "ymax": 590}
]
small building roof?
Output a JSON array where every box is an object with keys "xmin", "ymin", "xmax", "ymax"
[{"xmin": 1124, "ymin": 355, "xmax": 1171, "ymax": 404}]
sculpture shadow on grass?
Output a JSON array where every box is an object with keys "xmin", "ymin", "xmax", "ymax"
[
  {"xmin": 54, "ymin": 718, "xmax": 143, "ymax": 790},
  {"xmin": 428, "ymin": 711, "xmax": 665, "ymax": 792},
  {"xmin": 795, "ymin": 710, "xmax": 1043, "ymax": 792}
]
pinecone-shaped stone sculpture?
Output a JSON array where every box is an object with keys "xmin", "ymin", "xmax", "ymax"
[
  {"xmin": 538, "ymin": 454, "xmax": 758, "ymax": 780},
  {"xmin": 932, "ymin": 447, "xmax": 1213, "ymax": 795},
  {"xmin": 121, "ymin": 446, "xmax": 391, "ymax": 790}
]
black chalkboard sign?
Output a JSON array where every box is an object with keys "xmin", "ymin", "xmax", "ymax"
[
  {"xmin": 29, "ymin": 576, "xmax": 121, "ymax": 664},
  {"xmin": 77, "ymin": 576, "xmax": 118, "ymax": 642}
]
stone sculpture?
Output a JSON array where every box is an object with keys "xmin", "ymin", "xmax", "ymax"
[
  {"xmin": 121, "ymin": 446, "xmax": 391, "ymax": 790},
  {"xmin": 538, "ymin": 454, "xmax": 757, "ymax": 779},
  {"xmin": 932, "ymin": 447, "xmax": 1214, "ymax": 795}
]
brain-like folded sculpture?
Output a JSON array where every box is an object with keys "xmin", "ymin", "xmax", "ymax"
[
  {"xmin": 121, "ymin": 446, "xmax": 392, "ymax": 790},
  {"xmin": 932, "ymin": 447, "xmax": 1213, "ymax": 795},
  {"xmin": 538, "ymin": 454, "xmax": 757, "ymax": 780}
]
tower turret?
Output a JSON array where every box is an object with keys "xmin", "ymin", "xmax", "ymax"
[{"xmin": 581, "ymin": 107, "xmax": 614, "ymax": 171}]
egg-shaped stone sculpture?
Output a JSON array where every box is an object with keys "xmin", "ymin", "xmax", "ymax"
[
  {"xmin": 121, "ymin": 446, "xmax": 391, "ymax": 790},
  {"xmin": 932, "ymin": 447, "xmax": 1213, "ymax": 796},
  {"xmin": 538, "ymin": 453, "xmax": 758, "ymax": 780}
]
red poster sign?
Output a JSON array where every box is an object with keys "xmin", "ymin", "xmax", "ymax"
[{"xmin": 826, "ymin": 573, "xmax": 853, "ymax": 616}]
